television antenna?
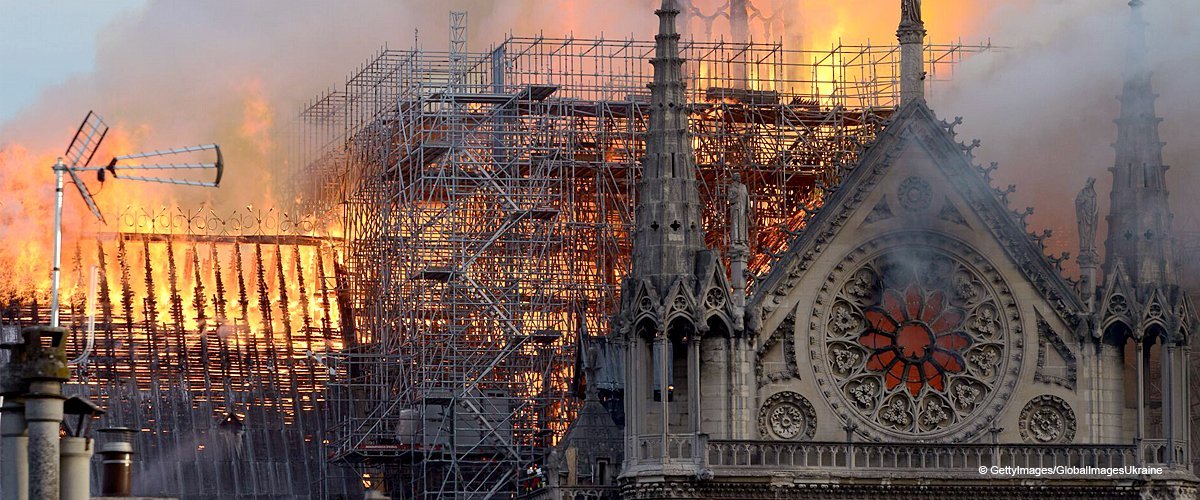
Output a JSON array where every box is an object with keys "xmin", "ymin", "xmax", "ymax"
[{"xmin": 49, "ymin": 111, "xmax": 223, "ymax": 327}]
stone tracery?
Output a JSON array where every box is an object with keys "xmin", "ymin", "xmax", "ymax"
[
  {"xmin": 813, "ymin": 233, "xmax": 1021, "ymax": 441},
  {"xmin": 757, "ymin": 391, "xmax": 818, "ymax": 440},
  {"xmin": 1018, "ymin": 395, "xmax": 1076, "ymax": 444}
]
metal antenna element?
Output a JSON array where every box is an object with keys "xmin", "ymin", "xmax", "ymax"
[
  {"xmin": 49, "ymin": 110, "xmax": 223, "ymax": 327},
  {"xmin": 98, "ymin": 144, "xmax": 224, "ymax": 187},
  {"xmin": 62, "ymin": 112, "xmax": 109, "ymax": 223}
]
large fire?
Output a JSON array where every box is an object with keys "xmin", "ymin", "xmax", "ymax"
[
  {"xmin": 0, "ymin": 0, "xmax": 986, "ymax": 309},
  {"xmin": 0, "ymin": 77, "xmax": 295, "ymax": 302},
  {"xmin": 0, "ymin": 0, "xmax": 988, "ymax": 472},
  {"xmin": 0, "ymin": 83, "xmax": 345, "ymax": 426}
]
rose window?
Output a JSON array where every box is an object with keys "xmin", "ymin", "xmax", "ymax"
[
  {"xmin": 814, "ymin": 235, "xmax": 1020, "ymax": 441},
  {"xmin": 859, "ymin": 286, "xmax": 970, "ymax": 397}
]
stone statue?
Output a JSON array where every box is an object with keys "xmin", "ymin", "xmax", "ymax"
[
  {"xmin": 584, "ymin": 343, "xmax": 600, "ymax": 400},
  {"xmin": 901, "ymin": 0, "xmax": 923, "ymax": 26},
  {"xmin": 1075, "ymin": 177, "xmax": 1098, "ymax": 257},
  {"xmin": 729, "ymin": 173, "xmax": 750, "ymax": 248}
]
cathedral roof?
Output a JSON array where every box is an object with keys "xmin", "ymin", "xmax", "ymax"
[{"xmin": 749, "ymin": 100, "xmax": 1088, "ymax": 332}]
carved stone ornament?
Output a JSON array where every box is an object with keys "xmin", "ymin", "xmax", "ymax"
[
  {"xmin": 1108, "ymin": 294, "xmax": 1129, "ymax": 316},
  {"xmin": 1019, "ymin": 395, "xmax": 1076, "ymax": 444},
  {"xmin": 937, "ymin": 198, "xmax": 970, "ymax": 228},
  {"xmin": 1075, "ymin": 177, "xmax": 1098, "ymax": 256},
  {"xmin": 704, "ymin": 287, "xmax": 726, "ymax": 309},
  {"xmin": 863, "ymin": 198, "xmax": 894, "ymax": 225},
  {"xmin": 897, "ymin": 176, "xmax": 932, "ymax": 212},
  {"xmin": 811, "ymin": 232, "xmax": 1021, "ymax": 442},
  {"xmin": 757, "ymin": 391, "xmax": 817, "ymax": 440},
  {"xmin": 756, "ymin": 310, "xmax": 799, "ymax": 387},
  {"xmin": 1034, "ymin": 314, "xmax": 1077, "ymax": 390}
]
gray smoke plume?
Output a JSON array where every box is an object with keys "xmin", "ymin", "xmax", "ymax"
[
  {"xmin": 930, "ymin": 0, "xmax": 1200, "ymax": 288},
  {"xmin": 1, "ymin": 0, "xmax": 1196, "ymax": 291}
]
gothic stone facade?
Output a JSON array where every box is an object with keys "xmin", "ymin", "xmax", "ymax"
[{"xmin": 536, "ymin": 1, "xmax": 1198, "ymax": 499}]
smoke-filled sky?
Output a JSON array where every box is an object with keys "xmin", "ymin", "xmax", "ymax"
[{"xmin": 1, "ymin": 0, "xmax": 1198, "ymax": 291}]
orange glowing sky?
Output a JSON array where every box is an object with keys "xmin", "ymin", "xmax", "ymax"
[{"xmin": 1, "ymin": 0, "xmax": 1198, "ymax": 296}]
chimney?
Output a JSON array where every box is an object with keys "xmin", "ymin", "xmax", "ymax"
[
  {"xmin": 0, "ymin": 324, "xmax": 29, "ymax": 500},
  {"xmin": 60, "ymin": 396, "xmax": 104, "ymax": 500},
  {"xmin": 20, "ymin": 326, "xmax": 69, "ymax": 500},
  {"xmin": 96, "ymin": 427, "xmax": 138, "ymax": 497}
]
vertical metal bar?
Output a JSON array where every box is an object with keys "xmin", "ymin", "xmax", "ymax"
[{"xmin": 50, "ymin": 162, "xmax": 66, "ymax": 327}]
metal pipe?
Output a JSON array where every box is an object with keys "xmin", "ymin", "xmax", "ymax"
[
  {"xmin": 58, "ymin": 437, "xmax": 92, "ymax": 500},
  {"xmin": 68, "ymin": 267, "xmax": 97, "ymax": 366},
  {"xmin": 50, "ymin": 160, "xmax": 66, "ymax": 328}
]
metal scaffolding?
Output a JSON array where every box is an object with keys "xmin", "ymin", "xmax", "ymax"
[{"xmin": 290, "ymin": 31, "xmax": 992, "ymax": 498}]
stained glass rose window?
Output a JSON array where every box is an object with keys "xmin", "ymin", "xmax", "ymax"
[
  {"xmin": 814, "ymin": 234, "xmax": 1020, "ymax": 441},
  {"xmin": 859, "ymin": 285, "xmax": 970, "ymax": 397}
]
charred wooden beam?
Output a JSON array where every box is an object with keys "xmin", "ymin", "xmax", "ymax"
[{"xmin": 100, "ymin": 232, "xmax": 339, "ymax": 246}]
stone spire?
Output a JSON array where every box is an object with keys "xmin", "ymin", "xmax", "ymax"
[
  {"xmin": 897, "ymin": 0, "xmax": 926, "ymax": 105},
  {"xmin": 617, "ymin": 1, "xmax": 743, "ymax": 457},
  {"xmin": 1103, "ymin": 0, "xmax": 1176, "ymax": 287},
  {"xmin": 632, "ymin": 0, "xmax": 705, "ymax": 283}
]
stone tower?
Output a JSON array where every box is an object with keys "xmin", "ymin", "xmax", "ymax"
[
  {"xmin": 615, "ymin": 0, "xmax": 742, "ymax": 481},
  {"xmin": 1090, "ymin": 0, "xmax": 1195, "ymax": 460}
]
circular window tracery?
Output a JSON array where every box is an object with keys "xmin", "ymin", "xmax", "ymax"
[
  {"xmin": 1019, "ymin": 395, "xmax": 1076, "ymax": 444},
  {"xmin": 813, "ymin": 233, "xmax": 1020, "ymax": 442},
  {"xmin": 897, "ymin": 176, "xmax": 933, "ymax": 212},
  {"xmin": 757, "ymin": 391, "xmax": 817, "ymax": 441}
]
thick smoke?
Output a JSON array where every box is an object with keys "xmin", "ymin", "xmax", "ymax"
[
  {"xmin": 0, "ymin": 1, "xmax": 659, "ymax": 214},
  {"xmin": 1, "ymin": 0, "xmax": 1197, "ymax": 295},
  {"xmin": 929, "ymin": 0, "xmax": 1200, "ymax": 288},
  {"xmin": 0, "ymin": 0, "xmax": 658, "ymax": 297}
]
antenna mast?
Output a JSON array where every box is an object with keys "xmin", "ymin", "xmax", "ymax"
[{"xmin": 49, "ymin": 111, "xmax": 223, "ymax": 327}]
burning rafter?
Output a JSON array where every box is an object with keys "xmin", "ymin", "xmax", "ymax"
[{"xmin": 0, "ymin": 205, "xmax": 354, "ymax": 497}]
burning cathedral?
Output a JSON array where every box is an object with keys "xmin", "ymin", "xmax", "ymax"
[
  {"xmin": 536, "ymin": 0, "xmax": 1199, "ymax": 498},
  {"xmin": 1, "ymin": 0, "xmax": 1196, "ymax": 499}
]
